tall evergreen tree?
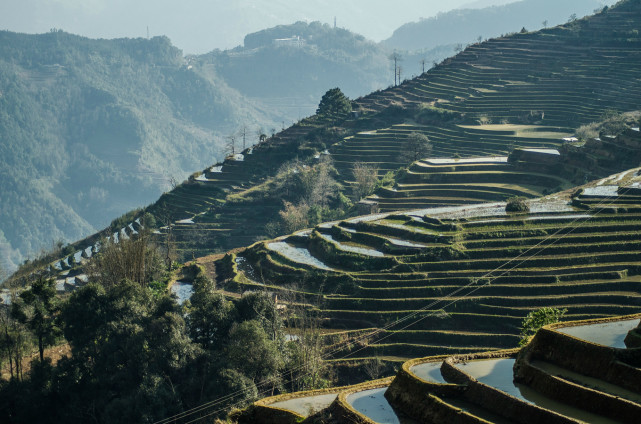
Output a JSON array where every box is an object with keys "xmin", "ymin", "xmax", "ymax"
[
  {"xmin": 11, "ymin": 276, "xmax": 59, "ymax": 362},
  {"xmin": 316, "ymin": 87, "xmax": 352, "ymax": 118}
]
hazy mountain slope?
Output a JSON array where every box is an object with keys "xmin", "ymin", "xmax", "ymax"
[
  {"xmin": 198, "ymin": 22, "xmax": 403, "ymax": 118},
  {"xmin": 384, "ymin": 0, "xmax": 616, "ymax": 51},
  {"xmin": 0, "ymin": 30, "xmax": 277, "ymax": 273}
]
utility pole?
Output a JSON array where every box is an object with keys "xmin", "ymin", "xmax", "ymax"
[
  {"xmin": 147, "ymin": 26, "xmax": 149, "ymax": 39},
  {"xmin": 390, "ymin": 52, "xmax": 401, "ymax": 86},
  {"xmin": 421, "ymin": 59, "xmax": 426, "ymax": 74},
  {"xmin": 242, "ymin": 126, "xmax": 246, "ymax": 150}
]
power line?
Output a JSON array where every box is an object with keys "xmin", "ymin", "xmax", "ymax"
[{"xmin": 154, "ymin": 187, "xmax": 634, "ymax": 423}]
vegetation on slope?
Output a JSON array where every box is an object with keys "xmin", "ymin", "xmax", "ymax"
[
  {"xmin": 17, "ymin": 0, "xmax": 641, "ymax": 281},
  {"xmin": 0, "ymin": 239, "xmax": 341, "ymax": 423},
  {"xmin": 0, "ymin": 30, "xmax": 278, "ymax": 274}
]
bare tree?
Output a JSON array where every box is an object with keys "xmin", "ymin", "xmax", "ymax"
[
  {"xmin": 153, "ymin": 208, "xmax": 177, "ymax": 269},
  {"xmin": 352, "ymin": 162, "xmax": 379, "ymax": 201},
  {"xmin": 363, "ymin": 357, "xmax": 385, "ymax": 380},
  {"xmin": 280, "ymin": 285, "xmax": 329, "ymax": 391},
  {"xmin": 276, "ymin": 159, "xmax": 303, "ymax": 198},
  {"xmin": 0, "ymin": 308, "xmax": 30, "ymax": 381},
  {"xmin": 305, "ymin": 157, "xmax": 339, "ymax": 208},
  {"xmin": 279, "ymin": 201, "xmax": 310, "ymax": 234},
  {"xmin": 168, "ymin": 176, "xmax": 179, "ymax": 190},
  {"xmin": 86, "ymin": 228, "xmax": 163, "ymax": 287}
]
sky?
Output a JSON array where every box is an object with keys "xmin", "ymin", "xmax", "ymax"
[{"xmin": 0, "ymin": 0, "xmax": 518, "ymax": 54}]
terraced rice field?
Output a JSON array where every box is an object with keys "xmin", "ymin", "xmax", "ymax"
[
  {"xmin": 42, "ymin": 1, "xmax": 641, "ymax": 276},
  {"xmin": 371, "ymin": 156, "xmax": 568, "ymax": 212},
  {"xmin": 232, "ymin": 175, "xmax": 641, "ymax": 361},
  {"xmin": 146, "ymin": 2, "xmax": 641, "ymax": 261},
  {"xmin": 249, "ymin": 314, "xmax": 641, "ymax": 424}
]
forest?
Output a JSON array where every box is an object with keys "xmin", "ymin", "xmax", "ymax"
[{"xmin": 0, "ymin": 229, "xmax": 336, "ymax": 423}]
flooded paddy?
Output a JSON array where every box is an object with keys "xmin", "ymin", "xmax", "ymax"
[
  {"xmin": 423, "ymin": 157, "xmax": 508, "ymax": 165},
  {"xmin": 455, "ymin": 358, "xmax": 618, "ymax": 423},
  {"xmin": 346, "ymin": 387, "xmax": 409, "ymax": 424},
  {"xmin": 556, "ymin": 318, "xmax": 639, "ymax": 348},
  {"xmin": 171, "ymin": 281, "xmax": 194, "ymax": 305},
  {"xmin": 582, "ymin": 186, "xmax": 619, "ymax": 197},
  {"xmin": 531, "ymin": 360, "xmax": 641, "ymax": 404},
  {"xmin": 269, "ymin": 393, "xmax": 337, "ymax": 417},
  {"xmin": 266, "ymin": 242, "xmax": 335, "ymax": 271},
  {"xmin": 410, "ymin": 361, "xmax": 447, "ymax": 384}
]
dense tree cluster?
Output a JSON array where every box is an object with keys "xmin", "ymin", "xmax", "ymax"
[{"xmin": 0, "ymin": 239, "xmax": 331, "ymax": 423}]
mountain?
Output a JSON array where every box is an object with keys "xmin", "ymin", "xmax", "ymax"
[
  {"xmin": 198, "ymin": 21, "xmax": 456, "ymax": 119},
  {"xmin": 0, "ymin": 0, "xmax": 509, "ymax": 53},
  {"xmin": 0, "ymin": 30, "xmax": 278, "ymax": 273},
  {"xmin": 198, "ymin": 22, "xmax": 390, "ymax": 119},
  {"xmin": 384, "ymin": 0, "xmax": 616, "ymax": 51},
  {"xmin": 3, "ymin": 1, "xmax": 641, "ymax": 422},
  {"xmin": 25, "ymin": 0, "xmax": 641, "ymax": 283}
]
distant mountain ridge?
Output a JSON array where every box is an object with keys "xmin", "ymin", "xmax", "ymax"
[{"xmin": 384, "ymin": 0, "xmax": 616, "ymax": 51}]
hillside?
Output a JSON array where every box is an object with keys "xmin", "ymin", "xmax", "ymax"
[
  {"xmin": 234, "ymin": 158, "xmax": 641, "ymax": 359},
  {"xmin": 0, "ymin": 30, "xmax": 278, "ymax": 273},
  {"xmin": 198, "ymin": 22, "xmax": 453, "ymax": 118},
  {"xmin": 2, "ymin": 1, "xmax": 625, "ymax": 277},
  {"xmin": 31, "ymin": 0, "xmax": 641, "ymax": 357},
  {"xmin": 137, "ymin": 0, "xmax": 641, "ymax": 263},
  {"xmin": 384, "ymin": 0, "xmax": 616, "ymax": 51},
  {"xmin": 22, "ymin": 0, "xmax": 641, "ymax": 281},
  {"xmin": 4, "ymin": 2, "xmax": 641, "ymax": 423}
]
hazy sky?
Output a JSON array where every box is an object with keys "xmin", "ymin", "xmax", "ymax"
[{"xmin": 0, "ymin": 0, "xmax": 517, "ymax": 54}]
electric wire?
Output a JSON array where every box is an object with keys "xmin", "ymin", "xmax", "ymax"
[{"xmin": 154, "ymin": 187, "xmax": 635, "ymax": 423}]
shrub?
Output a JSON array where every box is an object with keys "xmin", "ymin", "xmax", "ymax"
[
  {"xmin": 575, "ymin": 122, "xmax": 599, "ymax": 141},
  {"xmin": 414, "ymin": 104, "xmax": 462, "ymax": 125},
  {"xmin": 505, "ymin": 196, "xmax": 529, "ymax": 213},
  {"xmin": 519, "ymin": 307, "xmax": 567, "ymax": 345}
]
